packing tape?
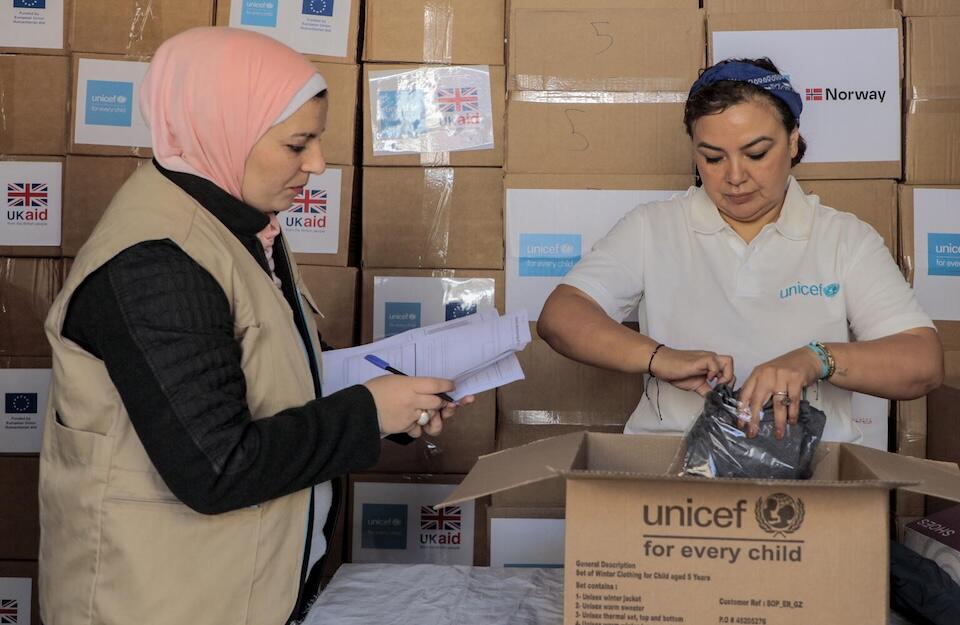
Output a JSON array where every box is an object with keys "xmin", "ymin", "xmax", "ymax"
[
  {"xmin": 420, "ymin": 167, "xmax": 455, "ymax": 267},
  {"xmin": 511, "ymin": 90, "xmax": 687, "ymax": 104},
  {"xmin": 511, "ymin": 74, "xmax": 691, "ymax": 94},
  {"xmin": 0, "ymin": 58, "xmax": 14, "ymax": 150},
  {"xmin": 910, "ymin": 86, "xmax": 960, "ymax": 102},
  {"xmin": 503, "ymin": 410, "xmax": 628, "ymax": 427},
  {"xmin": 420, "ymin": 152, "xmax": 452, "ymax": 166},
  {"xmin": 126, "ymin": 0, "xmax": 159, "ymax": 56},
  {"xmin": 423, "ymin": 0, "xmax": 454, "ymax": 65}
]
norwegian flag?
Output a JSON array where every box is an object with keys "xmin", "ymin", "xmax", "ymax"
[
  {"xmin": 420, "ymin": 505, "xmax": 461, "ymax": 531},
  {"xmin": 436, "ymin": 87, "xmax": 479, "ymax": 113},
  {"xmin": 7, "ymin": 182, "xmax": 48, "ymax": 208},
  {"xmin": 0, "ymin": 599, "xmax": 18, "ymax": 624},
  {"xmin": 805, "ymin": 88, "xmax": 824, "ymax": 101},
  {"xmin": 290, "ymin": 189, "xmax": 327, "ymax": 214}
]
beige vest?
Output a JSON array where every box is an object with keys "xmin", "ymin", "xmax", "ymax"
[{"xmin": 39, "ymin": 164, "xmax": 328, "ymax": 625}]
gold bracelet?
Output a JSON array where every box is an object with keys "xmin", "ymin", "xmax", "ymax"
[{"xmin": 814, "ymin": 341, "xmax": 836, "ymax": 379}]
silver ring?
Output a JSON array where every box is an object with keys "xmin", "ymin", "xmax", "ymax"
[
  {"xmin": 773, "ymin": 391, "xmax": 789, "ymax": 396},
  {"xmin": 773, "ymin": 391, "xmax": 792, "ymax": 407},
  {"xmin": 417, "ymin": 411, "xmax": 430, "ymax": 426}
]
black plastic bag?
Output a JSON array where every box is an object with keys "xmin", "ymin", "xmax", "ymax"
[
  {"xmin": 891, "ymin": 540, "xmax": 960, "ymax": 625},
  {"xmin": 679, "ymin": 384, "xmax": 827, "ymax": 480}
]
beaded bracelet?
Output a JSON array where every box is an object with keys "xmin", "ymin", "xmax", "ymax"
[{"xmin": 806, "ymin": 341, "xmax": 836, "ymax": 380}]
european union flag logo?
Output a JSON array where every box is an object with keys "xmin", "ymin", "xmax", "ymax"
[
  {"xmin": 302, "ymin": 0, "xmax": 333, "ymax": 17},
  {"xmin": 5, "ymin": 393, "xmax": 38, "ymax": 414},
  {"xmin": 14, "ymin": 0, "xmax": 46, "ymax": 8}
]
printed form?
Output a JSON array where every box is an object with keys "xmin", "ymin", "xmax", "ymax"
[{"xmin": 322, "ymin": 309, "xmax": 531, "ymax": 400}]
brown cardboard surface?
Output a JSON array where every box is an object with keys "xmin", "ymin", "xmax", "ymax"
[
  {"xmin": 214, "ymin": 0, "xmax": 361, "ymax": 64},
  {"xmin": 362, "ymin": 64, "xmax": 506, "ymax": 167},
  {"xmin": 707, "ymin": 11, "xmax": 903, "ymax": 180},
  {"xmin": 898, "ymin": 184, "xmax": 960, "ymax": 348},
  {"xmin": 904, "ymin": 99, "xmax": 960, "ymax": 185},
  {"xmin": 285, "ymin": 165, "xmax": 357, "ymax": 267},
  {"xmin": 314, "ymin": 63, "xmax": 358, "ymax": 166},
  {"xmin": 347, "ymin": 473, "xmax": 489, "ymax": 566},
  {"xmin": 440, "ymin": 432, "xmax": 960, "ymax": 623},
  {"xmin": 799, "ymin": 179, "xmax": 898, "ymax": 256},
  {"xmin": 68, "ymin": 0, "xmax": 214, "ymax": 56},
  {"xmin": 364, "ymin": 0, "xmax": 504, "ymax": 65},
  {"xmin": 0, "ymin": 155, "xmax": 64, "ymax": 257},
  {"xmin": 896, "ymin": 397, "xmax": 928, "ymax": 517},
  {"xmin": 371, "ymin": 391, "xmax": 495, "ymax": 475},
  {"xmin": 0, "ymin": 54, "xmax": 69, "ymax": 156},
  {"xmin": 69, "ymin": 53, "xmax": 153, "ymax": 158},
  {"xmin": 298, "ymin": 265, "xmax": 358, "ymax": 349},
  {"xmin": 360, "ymin": 268, "xmax": 506, "ymax": 344},
  {"xmin": 706, "ymin": 0, "xmax": 894, "ymax": 11},
  {"xmin": 0, "ymin": 457, "xmax": 39, "ymax": 560},
  {"xmin": 0, "ymin": 257, "xmax": 61, "ymax": 357},
  {"xmin": 0, "ymin": 0, "xmax": 69, "ymax": 55},
  {"xmin": 497, "ymin": 337, "xmax": 641, "ymax": 428},
  {"xmin": 62, "ymin": 155, "xmax": 147, "ymax": 257},
  {"xmin": 506, "ymin": 98, "xmax": 692, "ymax": 175},
  {"xmin": 905, "ymin": 17, "xmax": 960, "ymax": 101},
  {"xmin": 362, "ymin": 167, "xmax": 504, "ymax": 270},
  {"xmin": 509, "ymin": 0, "xmax": 698, "ymax": 8},
  {"xmin": 504, "ymin": 173, "xmax": 695, "ymax": 191},
  {"xmin": 926, "ymin": 352, "xmax": 960, "ymax": 482},
  {"xmin": 0, "ymin": 560, "xmax": 39, "ymax": 625},
  {"xmin": 508, "ymin": 8, "xmax": 703, "ymax": 92},
  {"xmin": 898, "ymin": 0, "xmax": 960, "ymax": 15}
]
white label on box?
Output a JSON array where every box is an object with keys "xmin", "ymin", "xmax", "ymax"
[
  {"xmin": 369, "ymin": 66, "xmax": 495, "ymax": 155},
  {"xmin": 0, "ymin": 161, "xmax": 62, "ymax": 247},
  {"xmin": 279, "ymin": 168, "xmax": 342, "ymax": 255},
  {"xmin": 913, "ymin": 188, "xmax": 960, "ymax": 321},
  {"xmin": 0, "ymin": 577, "xmax": 32, "ymax": 625},
  {"xmin": 372, "ymin": 276, "xmax": 496, "ymax": 341},
  {"xmin": 74, "ymin": 57, "xmax": 151, "ymax": 149},
  {"xmin": 0, "ymin": 368, "xmax": 51, "ymax": 453},
  {"xmin": 229, "ymin": 0, "xmax": 352, "ymax": 58},
  {"xmin": 0, "ymin": 0, "xmax": 63, "ymax": 49},
  {"xmin": 490, "ymin": 517, "xmax": 565, "ymax": 568},
  {"xmin": 506, "ymin": 188, "xmax": 682, "ymax": 321},
  {"xmin": 712, "ymin": 28, "xmax": 900, "ymax": 164},
  {"xmin": 850, "ymin": 392, "xmax": 888, "ymax": 452},
  {"xmin": 351, "ymin": 482, "xmax": 475, "ymax": 565}
]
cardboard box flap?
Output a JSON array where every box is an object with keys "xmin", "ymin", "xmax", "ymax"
[
  {"xmin": 438, "ymin": 432, "xmax": 586, "ymax": 507},
  {"xmin": 845, "ymin": 443, "xmax": 960, "ymax": 502},
  {"xmin": 556, "ymin": 469, "xmax": 912, "ymax": 492}
]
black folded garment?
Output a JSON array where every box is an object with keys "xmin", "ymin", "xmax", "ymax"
[{"xmin": 680, "ymin": 384, "xmax": 827, "ymax": 480}]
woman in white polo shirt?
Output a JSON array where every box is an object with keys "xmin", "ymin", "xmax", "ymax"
[{"xmin": 538, "ymin": 57, "xmax": 943, "ymax": 443}]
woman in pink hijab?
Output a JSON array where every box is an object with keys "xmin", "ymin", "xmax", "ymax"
[{"xmin": 39, "ymin": 27, "xmax": 470, "ymax": 625}]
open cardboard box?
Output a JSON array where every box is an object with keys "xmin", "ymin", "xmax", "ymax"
[{"xmin": 440, "ymin": 432, "xmax": 960, "ymax": 625}]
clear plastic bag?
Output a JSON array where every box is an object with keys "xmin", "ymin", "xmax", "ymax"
[{"xmin": 678, "ymin": 384, "xmax": 827, "ymax": 480}]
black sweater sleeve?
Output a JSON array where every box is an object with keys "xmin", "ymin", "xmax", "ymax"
[{"xmin": 62, "ymin": 240, "xmax": 381, "ymax": 515}]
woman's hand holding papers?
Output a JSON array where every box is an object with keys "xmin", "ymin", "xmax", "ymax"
[{"xmin": 364, "ymin": 375, "xmax": 475, "ymax": 438}]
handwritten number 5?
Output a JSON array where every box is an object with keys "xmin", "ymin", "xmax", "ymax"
[{"xmin": 591, "ymin": 21, "xmax": 614, "ymax": 55}]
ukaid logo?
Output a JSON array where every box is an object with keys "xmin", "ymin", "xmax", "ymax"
[
  {"xmin": 436, "ymin": 86, "xmax": 482, "ymax": 126},
  {"xmin": 6, "ymin": 182, "xmax": 48, "ymax": 224},
  {"xmin": 419, "ymin": 505, "xmax": 462, "ymax": 547},
  {"xmin": 361, "ymin": 503, "xmax": 407, "ymax": 550},
  {"xmin": 0, "ymin": 598, "xmax": 19, "ymax": 624},
  {"xmin": 384, "ymin": 302, "xmax": 421, "ymax": 337},
  {"xmin": 804, "ymin": 86, "xmax": 887, "ymax": 103},
  {"xmin": 928, "ymin": 233, "xmax": 960, "ymax": 277},
  {"xmin": 519, "ymin": 234, "xmax": 582, "ymax": 277},
  {"xmin": 284, "ymin": 188, "xmax": 327, "ymax": 230},
  {"xmin": 240, "ymin": 0, "xmax": 278, "ymax": 27},
  {"xmin": 85, "ymin": 80, "xmax": 134, "ymax": 127},
  {"xmin": 779, "ymin": 281, "xmax": 840, "ymax": 299},
  {"xmin": 302, "ymin": 0, "xmax": 333, "ymax": 17}
]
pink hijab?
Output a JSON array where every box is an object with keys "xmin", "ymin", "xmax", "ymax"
[{"xmin": 140, "ymin": 27, "xmax": 325, "ymax": 200}]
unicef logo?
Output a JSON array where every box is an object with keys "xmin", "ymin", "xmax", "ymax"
[
  {"xmin": 392, "ymin": 518, "xmax": 402, "ymax": 527},
  {"xmin": 116, "ymin": 95, "xmax": 128, "ymax": 104},
  {"xmin": 823, "ymin": 283, "xmax": 840, "ymax": 298},
  {"xmin": 560, "ymin": 243, "xmax": 576, "ymax": 256},
  {"xmin": 755, "ymin": 493, "xmax": 805, "ymax": 537}
]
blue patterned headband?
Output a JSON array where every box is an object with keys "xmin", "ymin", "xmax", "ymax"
[{"xmin": 689, "ymin": 61, "xmax": 802, "ymax": 121}]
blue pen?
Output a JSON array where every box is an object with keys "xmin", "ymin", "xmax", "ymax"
[{"xmin": 364, "ymin": 354, "xmax": 457, "ymax": 404}]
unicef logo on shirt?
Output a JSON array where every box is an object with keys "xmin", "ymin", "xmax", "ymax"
[{"xmin": 779, "ymin": 281, "xmax": 840, "ymax": 300}]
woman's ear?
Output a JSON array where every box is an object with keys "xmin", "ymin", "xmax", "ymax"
[{"xmin": 789, "ymin": 127, "xmax": 800, "ymax": 161}]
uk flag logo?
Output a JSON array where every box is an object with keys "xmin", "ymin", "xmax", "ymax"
[
  {"xmin": 420, "ymin": 505, "xmax": 461, "ymax": 531},
  {"xmin": 436, "ymin": 87, "xmax": 480, "ymax": 113},
  {"xmin": 7, "ymin": 182, "xmax": 48, "ymax": 208},
  {"xmin": 290, "ymin": 189, "xmax": 327, "ymax": 214},
  {"xmin": 0, "ymin": 599, "xmax": 18, "ymax": 624},
  {"xmin": 302, "ymin": 0, "xmax": 333, "ymax": 16},
  {"xmin": 805, "ymin": 88, "xmax": 824, "ymax": 101}
]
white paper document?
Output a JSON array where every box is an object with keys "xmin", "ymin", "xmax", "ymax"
[{"xmin": 322, "ymin": 309, "xmax": 531, "ymax": 400}]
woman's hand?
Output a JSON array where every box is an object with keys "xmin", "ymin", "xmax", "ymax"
[
  {"xmin": 363, "ymin": 375, "xmax": 474, "ymax": 438},
  {"xmin": 738, "ymin": 347, "xmax": 822, "ymax": 439},
  {"xmin": 650, "ymin": 347, "xmax": 736, "ymax": 396}
]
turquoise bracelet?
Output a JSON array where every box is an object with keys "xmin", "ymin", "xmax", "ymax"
[{"xmin": 806, "ymin": 342, "xmax": 831, "ymax": 379}]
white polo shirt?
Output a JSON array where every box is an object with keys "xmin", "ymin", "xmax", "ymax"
[{"xmin": 561, "ymin": 177, "xmax": 934, "ymax": 442}]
